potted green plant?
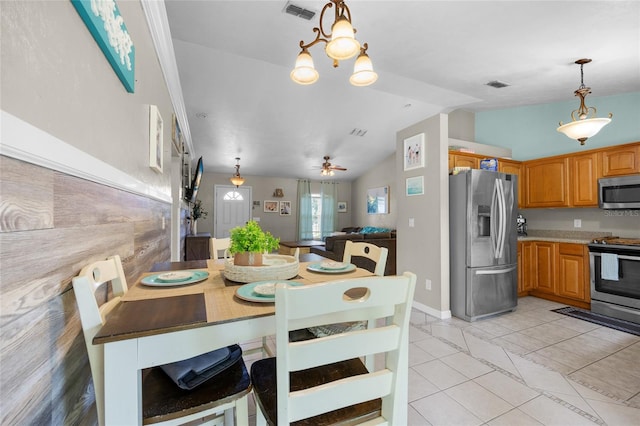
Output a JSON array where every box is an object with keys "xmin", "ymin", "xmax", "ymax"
[{"xmin": 228, "ymin": 220, "xmax": 280, "ymax": 266}]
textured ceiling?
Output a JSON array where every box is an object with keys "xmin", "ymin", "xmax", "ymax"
[{"xmin": 164, "ymin": 0, "xmax": 640, "ymax": 180}]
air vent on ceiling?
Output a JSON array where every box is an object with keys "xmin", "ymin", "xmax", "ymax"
[
  {"xmin": 284, "ymin": 2, "xmax": 316, "ymax": 20},
  {"xmin": 350, "ymin": 128, "xmax": 368, "ymax": 137},
  {"xmin": 486, "ymin": 80, "xmax": 511, "ymax": 88}
]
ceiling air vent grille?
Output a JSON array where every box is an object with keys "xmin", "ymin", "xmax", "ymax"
[
  {"xmin": 350, "ymin": 128, "xmax": 368, "ymax": 137},
  {"xmin": 284, "ymin": 2, "xmax": 316, "ymax": 20},
  {"xmin": 486, "ymin": 80, "xmax": 511, "ymax": 89}
]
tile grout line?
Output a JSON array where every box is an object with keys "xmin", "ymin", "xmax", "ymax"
[{"xmin": 412, "ymin": 321, "xmax": 609, "ymax": 424}]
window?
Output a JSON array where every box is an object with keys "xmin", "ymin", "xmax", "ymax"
[
  {"xmin": 311, "ymin": 194, "xmax": 321, "ymax": 240},
  {"xmin": 223, "ymin": 190, "xmax": 244, "ymax": 201}
]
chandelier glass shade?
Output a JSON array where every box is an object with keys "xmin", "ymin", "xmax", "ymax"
[
  {"xmin": 291, "ymin": 0, "xmax": 377, "ymax": 87},
  {"xmin": 230, "ymin": 157, "xmax": 245, "ymax": 187},
  {"xmin": 557, "ymin": 59, "xmax": 612, "ymax": 145}
]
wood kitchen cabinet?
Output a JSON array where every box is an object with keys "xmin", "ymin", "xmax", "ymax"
[
  {"xmin": 570, "ymin": 152, "xmax": 600, "ymax": 207},
  {"xmin": 185, "ymin": 233, "xmax": 211, "ymax": 260},
  {"xmin": 517, "ymin": 241, "xmax": 535, "ymax": 295},
  {"xmin": 520, "ymin": 240, "xmax": 591, "ymax": 309},
  {"xmin": 449, "ymin": 153, "xmax": 479, "ymax": 169},
  {"xmin": 533, "ymin": 242, "xmax": 556, "ymax": 295},
  {"xmin": 557, "ymin": 243, "xmax": 590, "ymax": 302},
  {"xmin": 524, "ymin": 157, "xmax": 570, "ymax": 207},
  {"xmin": 499, "ymin": 159, "xmax": 524, "ymax": 208},
  {"xmin": 600, "ymin": 143, "xmax": 640, "ymax": 176}
]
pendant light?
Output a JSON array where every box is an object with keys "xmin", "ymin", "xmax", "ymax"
[{"xmin": 230, "ymin": 157, "xmax": 245, "ymax": 187}]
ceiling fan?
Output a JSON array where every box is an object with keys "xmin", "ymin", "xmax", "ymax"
[{"xmin": 320, "ymin": 156, "xmax": 347, "ymax": 176}]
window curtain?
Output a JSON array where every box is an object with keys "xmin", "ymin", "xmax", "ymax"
[
  {"xmin": 297, "ymin": 179, "xmax": 313, "ymax": 240},
  {"xmin": 320, "ymin": 181, "xmax": 338, "ymax": 239}
]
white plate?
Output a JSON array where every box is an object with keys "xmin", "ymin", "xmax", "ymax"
[
  {"xmin": 253, "ymin": 282, "xmax": 276, "ymax": 296},
  {"xmin": 157, "ymin": 271, "xmax": 193, "ymax": 282},
  {"xmin": 320, "ymin": 261, "xmax": 349, "ymax": 270}
]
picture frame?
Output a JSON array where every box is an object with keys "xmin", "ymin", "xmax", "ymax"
[
  {"xmin": 264, "ymin": 200, "xmax": 279, "ymax": 213},
  {"xmin": 149, "ymin": 105, "xmax": 163, "ymax": 173},
  {"xmin": 71, "ymin": 0, "xmax": 135, "ymax": 93},
  {"xmin": 279, "ymin": 201, "xmax": 292, "ymax": 216},
  {"xmin": 367, "ymin": 186, "xmax": 389, "ymax": 215},
  {"xmin": 337, "ymin": 201, "xmax": 348, "ymax": 213},
  {"xmin": 406, "ymin": 176, "xmax": 424, "ymax": 196},
  {"xmin": 171, "ymin": 114, "xmax": 183, "ymax": 156},
  {"xmin": 403, "ymin": 133, "xmax": 425, "ymax": 171}
]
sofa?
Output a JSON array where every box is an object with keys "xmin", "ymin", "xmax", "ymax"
[{"xmin": 310, "ymin": 227, "xmax": 396, "ymax": 275}]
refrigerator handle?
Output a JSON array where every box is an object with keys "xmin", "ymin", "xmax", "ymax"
[
  {"xmin": 475, "ymin": 265, "xmax": 517, "ymax": 275},
  {"xmin": 497, "ymin": 179, "xmax": 506, "ymax": 259},
  {"xmin": 490, "ymin": 180, "xmax": 499, "ymax": 257}
]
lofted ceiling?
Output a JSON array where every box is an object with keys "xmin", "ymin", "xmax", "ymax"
[{"xmin": 164, "ymin": 0, "xmax": 640, "ymax": 181}]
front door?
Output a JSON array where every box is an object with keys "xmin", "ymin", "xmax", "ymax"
[{"xmin": 214, "ymin": 185, "xmax": 252, "ymax": 238}]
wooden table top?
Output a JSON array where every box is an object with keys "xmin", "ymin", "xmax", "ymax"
[{"xmin": 94, "ymin": 259, "xmax": 373, "ymax": 344}]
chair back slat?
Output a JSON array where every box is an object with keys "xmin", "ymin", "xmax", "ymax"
[
  {"xmin": 343, "ymin": 240, "xmax": 388, "ymax": 276},
  {"xmin": 274, "ymin": 272, "xmax": 416, "ymax": 424},
  {"xmin": 210, "ymin": 237, "xmax": 231, "ymax": 259},
  {"xmin": 290, "ymin": 370, "xmax": 393, "ymax": 421}
]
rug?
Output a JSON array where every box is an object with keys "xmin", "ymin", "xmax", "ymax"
[{"xmin": 551, "ymin": 306, "xmax": 640, "ymax": 337}]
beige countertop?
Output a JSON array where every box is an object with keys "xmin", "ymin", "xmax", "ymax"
[{"xmin": 517, "ymin": 230, "xmax": 614, "ymax": 245}]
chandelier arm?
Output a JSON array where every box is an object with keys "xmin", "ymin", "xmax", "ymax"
[
  {"xmin": 298, "ymin": 27, "xmax": 329, "ymax": 51},
  {"xmin": 318, "ymin": 1, "xmax": 334, "ymax": 38}
]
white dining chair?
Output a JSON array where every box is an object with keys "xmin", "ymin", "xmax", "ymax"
[
  {"xmin": 343, "ymin": 240, "xmax": 389, "ymax": 276},
  {"xmin": 250, "ymin": 272, "xmax": 416, "ymax": 425},
  {"xmin": 72, "ymin": 255, "xmax": 251, "ymax": 426},
  {"xmin": 210, "ymin": 237, "xmax": 231, "ymax": 260}
]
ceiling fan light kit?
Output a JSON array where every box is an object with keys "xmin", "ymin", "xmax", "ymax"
[
  {"xmin": 320, "ymin": 155, "xmax": 347, "ymax": 176},
  {"xmin": 557, "ymin": 58, "xmax": 612, "ymax": 145},
  {"xmin": 291, "ymin": 0, "xmax": 377, "ymax": 87}
]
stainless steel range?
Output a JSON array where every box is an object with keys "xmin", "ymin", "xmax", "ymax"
[{"xmin": 589, "ymin": 237, "xmax": 640, "ymax": 324}]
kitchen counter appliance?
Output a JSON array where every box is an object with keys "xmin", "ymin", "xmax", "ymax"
[
  {"xmin": 449, "ymin": 170, "xmax": 518, "ymax": 321},
  {"xmin": 589, "ymin": 237, "xmax": 640, "ymax": 324},
  {"xmin": 598, "ymin": 175, "xmax": 640, "ymax": 209}
]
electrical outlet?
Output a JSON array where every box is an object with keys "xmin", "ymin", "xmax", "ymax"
[
  {"xmin": 161, "ymin": 216, "xmax": 165, "ymax": 230},
  {"xmin": 409, "ymin": 218, "xmax": 415, "ymax": 227},
  {"xmin": 253, "ymin": 217, "xmax": 260, "ymax": 222},
  {"xmin": 574, "ymin": 219, "xmax": 582, "ymax": 228},
  {"xmin": 425, "ymin": 279, "xmax": 431, "ymax": 290}
]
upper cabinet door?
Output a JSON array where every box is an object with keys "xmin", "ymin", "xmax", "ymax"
[
  {"xmin": 524, "ymin": 157, "xmax": 570, "ymax": 207},
  {"xmin": 600, "ymin": 144, "xmax": 640, "ymax": 177},
  {"xmin": 571, "ymin": 153, "xmax": 600, "ymax": 207}
]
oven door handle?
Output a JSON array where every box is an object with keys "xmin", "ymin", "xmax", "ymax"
[{"xmin": 591, "ymin": 253, "xmax": 640, "ymax": 261}]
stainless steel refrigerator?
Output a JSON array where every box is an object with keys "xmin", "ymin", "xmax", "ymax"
[{"xmin": 449, "ymin": 169, "xmax": 518, "ymax": 321}]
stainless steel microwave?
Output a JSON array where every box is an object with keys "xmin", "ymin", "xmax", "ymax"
[{"xmin": 598, "ymin": 175, "xmax": 640, "ymax": 209}]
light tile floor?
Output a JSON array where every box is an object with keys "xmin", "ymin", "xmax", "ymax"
[{"xmin": 242, "ymin": 296, "xmax": 640, "ymax": 425}]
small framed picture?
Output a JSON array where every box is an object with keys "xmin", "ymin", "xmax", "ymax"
[
  {"xmin": 279, "ymin": 201, "xmax": 292, "ymax": 216},
  {"xmin": 403, "ymin": 133, "xmax": 425, "ymax": 171},
  {"xmin": 264, "ymin": 200, "xmax": 278, "ymax": 212},
  {"xmin": 406, "ymin": 176, "xmax": 424, "ymax": 196},
  {"xmin": 337, "ymin": 201, "xmax": 348, "ymax": 213},
  {"xmin": 149, "ymin": 105, "xmax": 163, "ymax": 173}
]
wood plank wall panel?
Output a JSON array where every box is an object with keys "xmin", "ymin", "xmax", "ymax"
[
  {"xmin": 0, "ymin": 155, "xmax": 174, "ymax": 425},
  {"xmin": 0, "ymin": 155, "xmax": 54, "ymax": 232}
]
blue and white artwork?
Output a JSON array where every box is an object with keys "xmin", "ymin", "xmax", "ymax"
[{"xmin": 71, "ymin": 0, "xmax": 135, "ymax": 92}]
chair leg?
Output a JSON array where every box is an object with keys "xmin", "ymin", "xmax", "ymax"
[
  {"xmin": 255, "ymin": 405, "xmax": 267, "ymax": 426},
  {"xmin": 235, "ymin": 395, "xmax": 249, "ymax": 426}
]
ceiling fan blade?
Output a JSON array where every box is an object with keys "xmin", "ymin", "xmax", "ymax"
[{"xmin": 330, "ymin": 166, "xmax": 347, "ymax": 171}]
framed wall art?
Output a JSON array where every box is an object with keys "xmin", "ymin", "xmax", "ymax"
[
  {"xmin": 337, "ymin": 201, "xmax": 348, "ymax": 213},
  {"xmin": 406, "ymin": 176, "xmax": 424, "ymax": 196},
  {"xmin": 264, "ymin": 200, "xmax": 279, "ymax": 212},
  {"xmin": 403, "ymin": 133, "xmax": 425, "ymax": 171},
  {"xmin": 71, "ymin": 0, "xmax": 135, "ymax": 93},
  {"xmin": 171, "ymin": 114, "xmax": 183, "ymax": 156},
  {"xmin": 279, "ymin": 201, "xmax": 292, "ymax": 216},
  {"xmin": 367, "ymin": 186, "xmax": 389, "ymax": 214},
  {"xmin": 149, "ymin": 105, "xmax": 163, "ymax": 173}
]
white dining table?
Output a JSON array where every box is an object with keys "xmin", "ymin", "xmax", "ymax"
[{"xmin": 94, "ymin": 258, "xmax": 374, "ymax": 425}]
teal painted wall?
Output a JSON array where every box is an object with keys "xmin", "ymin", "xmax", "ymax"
[{"xmin": 475, "ymin": 92, "xmax": 640, "ymax": 160}]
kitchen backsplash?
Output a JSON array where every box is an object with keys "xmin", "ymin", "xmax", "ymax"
[{"xmin": 520, "ymin": 208, "xmax": 640, "ymax": 239}]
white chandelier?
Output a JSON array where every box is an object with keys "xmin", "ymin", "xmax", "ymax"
[
  {"xmin": 557, "ymin": 59, "xmax": 612, "ymax": 145},
  {"xmin": 290, "ymin": 0, "xmax": 377, "ymax": 87}
]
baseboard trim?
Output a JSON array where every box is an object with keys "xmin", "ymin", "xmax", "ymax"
[
  {"xmin": 1, "ymin": 110, "xmax": 171, "ymax": 204},
  {"xmin": 412, "ymin": 300, "xmax": 452, "ymax": 319}
]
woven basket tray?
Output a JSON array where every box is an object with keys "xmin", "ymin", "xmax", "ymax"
[{"xmin": 223, "ymin": 254, "xmax": 299, "ymax": 283}]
